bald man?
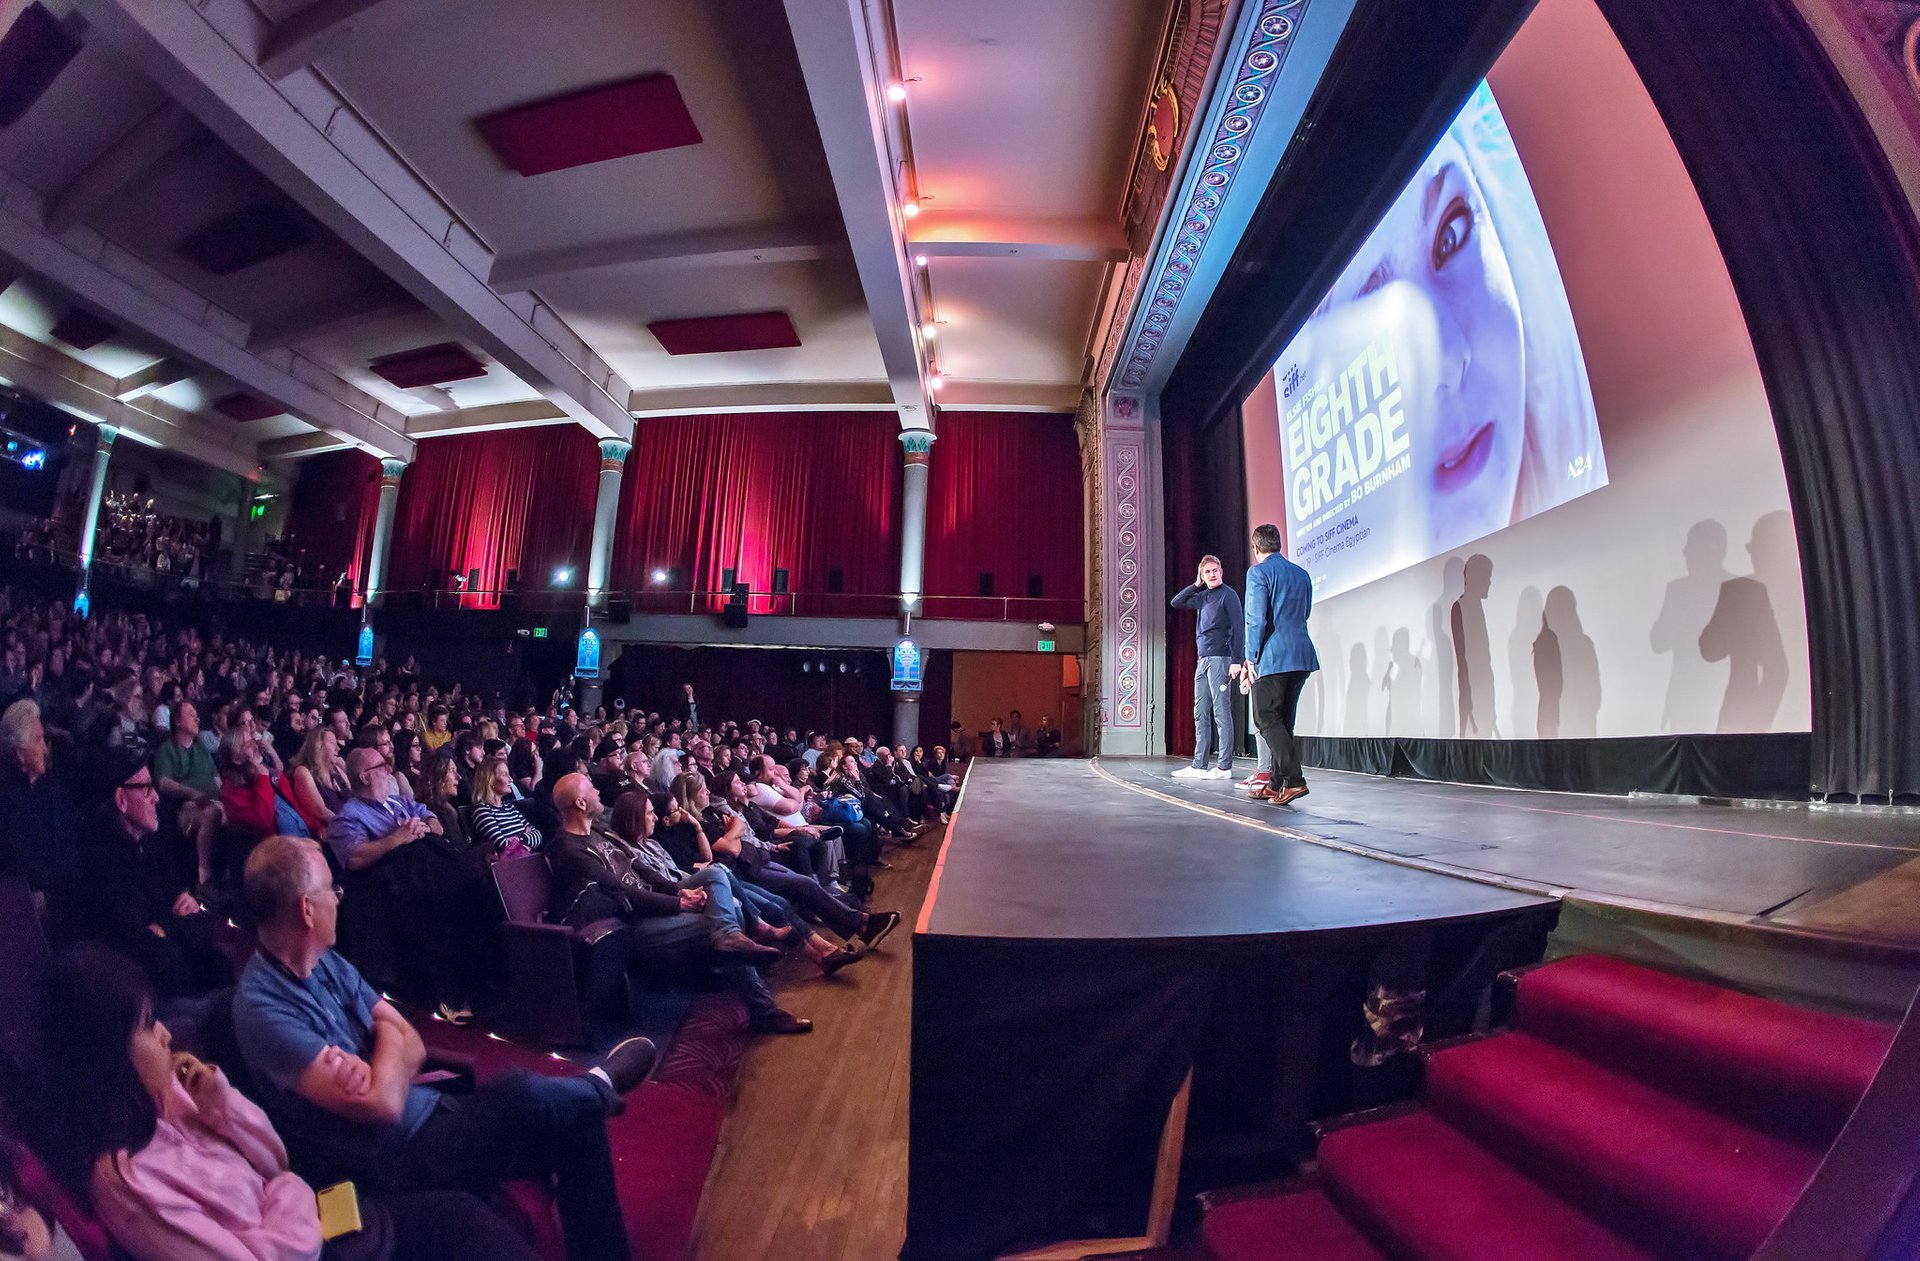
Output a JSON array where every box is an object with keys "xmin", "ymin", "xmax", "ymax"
[
  {"xmin": 325, "ymin": 744, "xmax": 491, "ymax": 1024},
  {"xmin": 547, "ymin": 773, "xmax": 812, "ymax": 1035}
]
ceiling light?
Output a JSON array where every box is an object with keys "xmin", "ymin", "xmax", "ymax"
[
  {"xmin": 886, "ymin": 82, "xmax": 909, "ymax": 103},
  {"xmin": 554, "ymin": 567, "xmax": 573, "ymax": 585},
  {"xmin": 900, "ymin": 199, "xmax": 920, "ymax": 218},
  {"xmin": 930, "ymin": 373, "xmax": 946, "ymax": 391},
  {"xmin": 650, "ymin": 569, "xmax": 668, "ymax": 585},
  {"xmin": 921, "ymin": 322, "xmax": 938, "ymax": 339},
  {"xmin": 913, "ymin": 254, "xmax": 928, "ymax": 267}
]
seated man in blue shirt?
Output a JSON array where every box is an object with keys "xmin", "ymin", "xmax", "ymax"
[
  {"xmin": 325, "ymin": 745, "xmax": 495, "ymax": 1023},
  {"xmin": 233, "ymin": 835, "xmax": 656, "ymax": 1261}
]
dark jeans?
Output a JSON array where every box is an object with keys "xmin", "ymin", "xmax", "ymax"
[
  {"xmin": 1192, "ymin": 655, "xmax": 1236, "ymax": 770},
  {"xmin": 1252, "ymin": 670, "xmax": 1310, "ymax": 789},
  {"xmin": 368, "ymin": 1072, "xmax": 627, "ymax": 1261},
  {"xmin": 746, "ymin": 860, "xmax": 865, "ymax": 938},
  {"xmin": 327, "ymin": 1190, "xmax": 541, "ymax": 1261},
  {"xmin": 625, "ymin": 867, "xmax": 778, "ymax": 1017}
]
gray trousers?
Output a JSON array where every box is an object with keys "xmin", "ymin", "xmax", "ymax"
[{"xmin": 1192, "ymin": 655, "xmax": 1236, "ymax": 769}]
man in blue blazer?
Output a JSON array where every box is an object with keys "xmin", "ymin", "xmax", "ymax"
[{"xmin": 1242, "ymin": 523, "xmax": 1320, "ymax": 805}]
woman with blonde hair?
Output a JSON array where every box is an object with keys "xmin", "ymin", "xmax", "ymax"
[
  {"xmin": 285, "ymin": 726, "xmax": 348, "ymax": 834},
  {"xmin": 466, "ymin": 755, "xmax": 541, "ymax": 858}
]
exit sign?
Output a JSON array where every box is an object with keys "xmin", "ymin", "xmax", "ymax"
[
  {"xmin": 1037, "ymin": 639, "xmax": 1055, "ymax": 653},
  {"xmin": 532, "ymin": 627, "xmax": 548, "ymax": 639}
]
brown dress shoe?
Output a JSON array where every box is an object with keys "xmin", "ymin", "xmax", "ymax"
[{"xmin": 1273, "ymin": 784, "xmax": 1310, "ymax": 806}]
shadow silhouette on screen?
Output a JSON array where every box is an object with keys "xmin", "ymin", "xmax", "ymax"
[
  {"xmin": 1451, "ymin": 554, "xmax": 1499, "ymax": 738},
  {"xmin": 1385, "ymin": 627, "xmax": 1423, "ymax": 736},
  {"xmin": 1430, "ymin": 556, "xmax": 1464, "ymax": 740},
  {"xmin": 1650, "ymin": 519, "xmax": 1732, "ymax": 734},
  {"xmin": 1508, "ymin": 585, "xmax": 1544, "ymax": 739},
  {"xmin": 1345, "ymin": 642, "xmax": 1371, "ymax": 736},
  {"xmin": 1535, "ymin": 585, "xmax": 1601, "ymax": 738},
  {"xmin": 1701, "ymin": 510, "xmax": 1792, "ymax": 733}
]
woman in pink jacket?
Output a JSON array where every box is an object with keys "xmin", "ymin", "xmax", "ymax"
[{"xmin": 30, "ymin": 945, "xmax": 538, "ymax": 1261}]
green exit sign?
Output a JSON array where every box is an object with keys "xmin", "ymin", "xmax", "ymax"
[
  {"xmin": 1037, "ymin": 639, "xmax": 1055, "ymax": 653},
  {"xmin": 249, "ymin": 502, "xmax": 267, "ymax": 521},
  {"xmin": 532, "ymin": 627, "xmax": 548, "ymax": 639}
]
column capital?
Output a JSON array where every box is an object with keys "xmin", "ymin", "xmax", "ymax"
[
  {"xmin": 900, "ymin": 428, "xmax": 936, "ymax": 463},
  {"xmin": 379, "ymin": 457, "xmax": 408, "ymax": 489},
  {"xmin": 97, "ymin": 424, "xmax": 119, "ymax": 447},
  {"xmin": 599, "ymin": 439, "xmax": 633, "ymax": 470}
]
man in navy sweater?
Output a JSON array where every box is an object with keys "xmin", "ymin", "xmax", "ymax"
[{"xmin": 1170, "ymin": 555, "xmax": 1244, "ymax": 778}]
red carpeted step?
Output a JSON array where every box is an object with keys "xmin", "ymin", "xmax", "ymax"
[
  {"xmin": 1317, "ymin": 1108, "xmax": 1657, "ymax": 1261},
  {"xmin": 1200, "ymin": 1186, "xmax": 1390, "ymax": 1261},
  {"xmin": 1512, "ymin": 955, "xmax": 1892, "ymax": 1144},
  {"xmin": 1423, "ymin": 1032, "xmax": 1820, "ymax": 1261}
]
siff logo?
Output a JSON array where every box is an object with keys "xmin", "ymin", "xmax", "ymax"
[{"xmin": 1283, "ymin": 364, "xmax": 1304, "ymax": 398}]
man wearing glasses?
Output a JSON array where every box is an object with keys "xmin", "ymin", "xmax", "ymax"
[{"xmin": 59, "ymin": 746, "xmax": 231, "ymax": 1006}]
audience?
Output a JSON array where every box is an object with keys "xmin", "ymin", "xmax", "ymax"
[{"xmin": 0, "ymin": 580, "xmax": 969, "ymax": 1261}]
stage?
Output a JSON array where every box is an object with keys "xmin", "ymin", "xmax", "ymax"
[{"xmin": 904, "ymin": 757, "xmax": 1920, "ymax": 1261}]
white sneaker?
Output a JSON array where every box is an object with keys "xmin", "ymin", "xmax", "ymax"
[
  {"xmin": 1171, "ymin": 766, "xmax": 1208, "ymax": 779},
  {"xmin": 1203, "ymin": 768, "xmax": 1233, "ymax": 778}
]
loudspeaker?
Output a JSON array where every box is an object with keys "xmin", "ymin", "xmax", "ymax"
[
  {"xmin": 772, "ymin": 567, "xmax": 790, "ymax": 594},
  {"xmin": 720, "ymin": 603, "xmax": 749, "ymax": 629},
  {"xmin": 505, "ymin": 569, "xmax": 520, "ymax": 591},
  {"xmin": 606, "ymin": 597, "xmax": 631, "ymax": 624},
  {"xmin": 720, "ymin": 567, "xmax": 735, "ymax": 592},
  {"xmin": 730, "ymin": 581, "xmax": 749, "ymax": 604},
  {"xmin": 502, "ymin": 568, "xmax": 521, "ymax": 613},
  {"xmin": 827, "ymin": 567, "xmax": 844, "ymax": 593},
  {"xmin": 466, "ymin": 567, "xmax": 481, "ymax": 592},
  {"xmin": 977, "ymin": 572, "xmax": 994, "ymax": 597},
  {"xmin": 1027, "ymin": 574, "xmax": 1043, "ymax": 599}
]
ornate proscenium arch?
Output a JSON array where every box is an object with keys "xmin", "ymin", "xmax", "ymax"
[{"xmin": 1593, "ymin": 0, "xmax": 1920, "ymax": 802}]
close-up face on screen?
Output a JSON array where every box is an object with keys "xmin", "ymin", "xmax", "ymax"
[{"xmin": 1270, "ymin": 82, "xmax": 1604, "ymax": 599}]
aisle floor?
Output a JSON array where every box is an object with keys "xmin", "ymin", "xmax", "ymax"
[{"xmin": 687, "ymin": 824, "xmax": 942, "ymax": 1261}]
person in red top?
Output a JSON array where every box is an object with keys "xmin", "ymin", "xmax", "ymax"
[{"xmin": 218, "ymin": 728, "xmax": 280, "ymax": 842}]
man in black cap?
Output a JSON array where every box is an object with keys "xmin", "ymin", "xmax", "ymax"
[{"xmin": 57, "ymin": 745, "xmax": 232, "ymax": 1005}]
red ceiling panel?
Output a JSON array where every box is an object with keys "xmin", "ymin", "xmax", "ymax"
[
  {"xmin": 648, "ymin": 311, "xmax": 801, "ymax": 356},
  {"xmin": 0, "ymin": 3, "xmax": 80, "ymax": 129},
  {"xmin": 49, "ymin": 309, "xmax": 114, "ymax": 351},
  {"xmin": 474, "ymin": 73, "xmax": 702, "ymax": 177},
  {"xmin": 215, "ymin": 393, "xmax": 283, "ymax": 422},
  {"xmin": 369, "ymin": 342, "xmax": 488, "ymax": 389},
  {"xmin": 179, "ymin": 203, "xmax": 311, "ymax": 275}
]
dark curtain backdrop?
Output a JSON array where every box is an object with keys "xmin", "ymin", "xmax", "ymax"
[
  {"xmin": 923, "ymin": 410, "xmax": 1085, "ymax": 623},
  {"xmin": 386, "ymin": 426, "xmax": 600, "ymax": 608},
  {"xmin": 1164, "ymin": 415, "xmax": 1250, "ymax": 758},
  {"xmin": 283, "ymin": 448, "xmax": 381, "ymax": 588},
  {"xmin": 610, "ymin": 412, "xmax": 900, "ymax": 611},
  {"xmin": 607, "ymin": 644, "xmax": 895, "ymax": 739}
]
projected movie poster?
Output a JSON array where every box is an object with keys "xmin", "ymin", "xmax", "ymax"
[{"xmin": 1272, "ymin": 82, "xmax": 1604, "ymax": 600}]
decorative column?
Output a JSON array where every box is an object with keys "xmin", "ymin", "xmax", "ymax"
[
  {"xmin": 75, "ymin": 424, "xmax": 116, "ymax": 572},
  {"xmin": 363, "ymin": 458, "xmax": 407, "ymax": 606},
  {"xmin": 586, "ymin": 439, "xmax": 631, "ymax": 609},
  {"xmin": 1096, "ymin": 392, "xmax": 1166, "ymax": 755},
  {"xmin": 893, "ymin": 429, "xmax": 936, "ymax": 749}
]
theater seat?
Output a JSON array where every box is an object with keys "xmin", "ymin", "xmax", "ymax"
[{"xmin": 492, "ymin": 853, "xmax": 631, "ymax": 1046}]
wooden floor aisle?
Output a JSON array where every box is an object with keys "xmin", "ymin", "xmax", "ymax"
[{"xmin": 687, "ymin": 825, "xmax": 943, "ymax": 1260}]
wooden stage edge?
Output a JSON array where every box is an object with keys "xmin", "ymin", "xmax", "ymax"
[{"xmin": 1088, "ymin": 757, "xmax": 1920, "ymax": 968}]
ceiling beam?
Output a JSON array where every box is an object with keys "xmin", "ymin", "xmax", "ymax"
[
  {"xmin": 44, "ymin": 102, "xmax": 200, "ymax": 234},
  {"xmin": 907, "ymin": 213, "xmax": 1131, "ymax": 263},
  {"xmin": 257, "ymin": 429, "xmax": 357, "ymax": 460},
  {"xmin": 489, "ymin": 222, "xmax": 840, "ymax": 293},
  {"xmin": 782, "ymin": 0, "xmax": 930, "ymax": 429},
  {"xmin": 0, "ymin": 327, "xmax": 260, "ymax": 478},
  {"xmin": 245, "ymin": 290, "xmax": 416, "ymax": 350},
  {"xmin": 0, "ymin": 264, "xmax": 18, "ymax": 296},
  {"xmin": 256, "ymin": 0, "xmax": 409, "ymax": 80},
  {"xmin": 0, "ymin": 169, "xmax": 413, "ymax": 458},
  {"xmin": 403, "ymin": 398, "xmax": 568, "ymax": 439},
  {"xmin": 937, "ymin": 380, "xmax": 1084, "ymax": 412},
  {"xmin": 112, "ymin": 356, "xmax": 191, "ymax": 400},
  {"xmin": 627, "ymin": 379, "xmax": 894, "ymax": 416},
  {"xmin": 84, "ymin": 0, "xmax": 637, "ymax": 442}
]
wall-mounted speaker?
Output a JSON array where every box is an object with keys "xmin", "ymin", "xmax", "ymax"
[
  {"xmin": 720, "ymin": 567, "xmax": 735, "ymax": 592},
  {"xmin": 827, "ymin": 567, "xmax": 845, "ymax": 593},
  {"xmin": 1027, "ymin": 574, "xmax": 1044, "ymax": 599},
  {"xmin": 977, "ymin": 572, "xmax": 995, "ymax": 597},
  {"xmin": 772, "ymin": 567, "xmax": 790, "ymax": 594},
  {"xmin": 720, "ymin": 603, "xmax": 749, "ymax": 629},
  {"xmin": 605, "ymin": 597, "xmax": 631, "ymax": 624}
]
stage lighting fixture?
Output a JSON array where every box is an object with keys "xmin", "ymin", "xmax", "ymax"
[
  {"xmin": 930, "ymin": 373, "xmax": 946, "ymax": 391},
  {"xmin": 554, "ymin": 567, "xmax": 573, "ymax": 585},
  {"xmin": 921, "ymin": 322, "xmax": 938, "ymax": 339},
  {"xmin": 21, "ymin": 449, "xmax": 45, "ymax": 470},
  {"xmin": 901, "ymin": 199, "xmax": 920, "ymax": 218},
  {"xmin": 886, "ymin": 82, "xmax": 908, "ymax": 102},
  {"xmin": 802, "ymin": 661, "xmax": 812, "ymax": 673},
  {"xmin": 839, "ymin": 661, "xmax": 850, "ymax": 673},
  {"xmin": 650, "ymin": 569, "xmax": 668, "ymax": 585},
  {"xmin": 913, "ymin": 254, "xmax": 928, "ymax": 267}
]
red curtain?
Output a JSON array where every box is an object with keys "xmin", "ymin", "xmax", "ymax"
[
  {"xmin": 283, "ymin": 448, "xmax": 381, "ymax": 588},
  {"xmin": 609, "ymin": 412, "xmax": 901, "ymax": 610},
  {"xmin": 386, "ymin": 426, "xmax": 601, "ymax": 607},
  {"xmin": 923, "ymin": 410, "xmax": 1085, "ymax": 622}
]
